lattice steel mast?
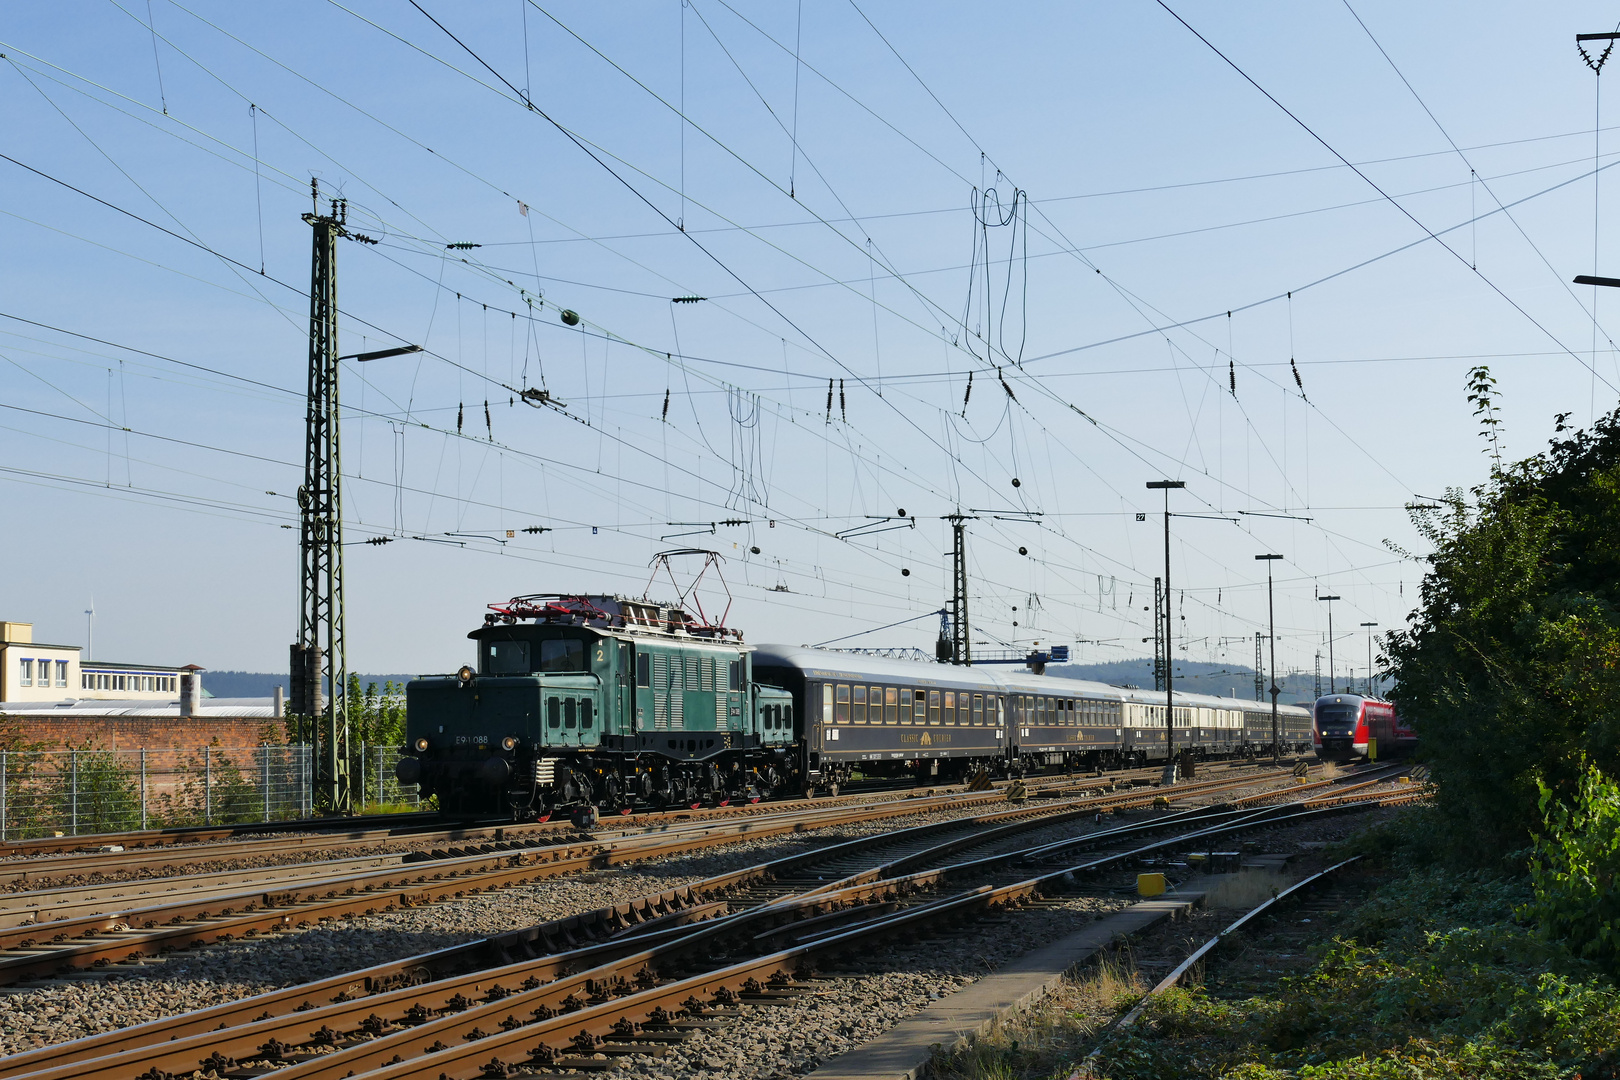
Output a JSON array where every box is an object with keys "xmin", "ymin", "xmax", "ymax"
[
  {"xmin": 942, "ymin": 513, "xmax": 976, "ymax": 666},
  {"xmin": 291, "ymin": 181, "xmax": 351, "ymax": 814}
]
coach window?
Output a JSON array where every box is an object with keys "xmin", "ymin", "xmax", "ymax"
[
  {"xmin": 928, "ymin": 690, "xmax": 940, "ymax": 725},
  {"xmin": 912, "ymin": 690, "xmax": 926, "ymax": 723},
  {"xmin": 852, "ymin": 685, "xmax": 866, "ymax": 723},
  {"xmin": 547, "ymin": 698, "xmax": 561, "ymax": 728},
  {"xmin": 822, "ymin": 684, "xmax": 833, "ymax": 723},
  {"xmin": 835, "ymin": 684, "xmax": 850, "ymax": 724},
  {"xmin": 884, "ymin": 687, "xmax": 898, "ymax": 724},
  {"xmin": 943, "ymin": 691, "xmax": 956, "ymax": 724},
  {"xmin": 970, "ymin": 694, "xmax": 982, "ymax": 725}
]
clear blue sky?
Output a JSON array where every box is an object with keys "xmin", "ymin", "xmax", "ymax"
[{"xmin": 3, "ymin": 1, "xmax": 1617, "ymax": 686}]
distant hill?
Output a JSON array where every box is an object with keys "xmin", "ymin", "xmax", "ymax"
[
  {"xmin": 204, "ymin": 671, "xmax": 416, "ymax": 699},
  {"xmin": 1047, "ymin": 658, "xmax": 1374, "ymax": 704}
]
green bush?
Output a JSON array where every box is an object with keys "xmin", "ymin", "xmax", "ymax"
[
  {"xmin": 1385, "ymin": 397, "xmax": 1620, "ymax": 863},
  {"xmin": 1525, "ymin": 764, "xmax": 1620, "ymax": 975}
]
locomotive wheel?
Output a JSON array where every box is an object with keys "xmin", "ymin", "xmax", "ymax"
[{"xmin": 826, "ymin": 782, "xmax": 840, "ymax": 798}]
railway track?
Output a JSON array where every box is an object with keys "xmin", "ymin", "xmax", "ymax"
[
  {"xmin": 0, "ymin": 765, "xmax": 1321, "ymax": 986},
  {"xmin": 0, "ymin": 765, "xmax": 1417, "ymax": 1080},
  {"xmin": 1070, "ymin": 854, "xmax": 1373, "ymax": 1079}
]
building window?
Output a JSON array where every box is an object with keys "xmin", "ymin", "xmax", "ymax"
[
  {"xmin": 18, "ymin": 659, "xmax": 31, "ymax": 686},
  {"xmin": 56, "ymin": 660, "xmax": 68, "ymax": 687}
]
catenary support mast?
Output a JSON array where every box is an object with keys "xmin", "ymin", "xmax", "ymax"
[{"xmin": 291, "ymin": 181, "xmax": 351, "ymax": 814}]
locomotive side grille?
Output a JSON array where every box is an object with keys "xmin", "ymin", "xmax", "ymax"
[
  {"xmin": 654, "ymin": 653, "xmax": 670, "ymax": 729},
  {"xmin": 701, "ymin": 657, "xmax": 714, "ymax": 692},
  {"xmin": 685, "ymin": 655, "xmax": 700, "ymax": 688},
  {"xmin": 671, "ymin": 689, "xmax": 684, "ymax": 725},
  {"xmin": 716, "ymin": 695, "xmax": 727, "ymax": 726}
]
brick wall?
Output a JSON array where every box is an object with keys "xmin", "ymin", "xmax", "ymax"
[{"xmin": 6, "ymin": 715, "xmax": 276, "ymax": 750}]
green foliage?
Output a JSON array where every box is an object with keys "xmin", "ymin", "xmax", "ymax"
[
  {"xmin": 1090, "ymin": 860, "xmax": 1620, "ymax": 1080},
  {"xmin": 1385, "ymin": 398, "xmax": 1620, "ymax": 863},
  {"xmin": 1526, "ymin": 764, "xmax": 1620, "ymax": 974},
  {"xmin": 52, "ymin": 740, "xmax": 141, "ymax": 834}
]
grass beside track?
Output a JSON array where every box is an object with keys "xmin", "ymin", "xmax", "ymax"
[{"xmin": 931, "ymin": 805, "xmax": 1620, "ymax": 1080}]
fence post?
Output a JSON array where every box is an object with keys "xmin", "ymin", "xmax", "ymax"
[
  {"xmin": 70, "ymin": 748, "xmax": 79, "ymax": 836},
  {"xmin": 204, "ymin": 746, "xmax": 212, "ymax": 825},
  {"xmin": 140, "ymin": 748, "xmax": 147, "ymax": 831},
  {"xmin": 1, "ymin": 750, "xmax": 7, "ymax": 841},
  {"xmin": 302, "ymin": 744, "xmax": 311, "ymax": 819},
  {"xmin": 378, "ymin": 745, "xmax": 384, "ymax": 809},
  {"xmin": 262, "ymin": 746, "xmax": 271, "ymax": 822},
  {"xmin": 358, "ymin": 741, "xmax": 366, "ymax": 809}
]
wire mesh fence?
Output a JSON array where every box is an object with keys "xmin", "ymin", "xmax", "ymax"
[{"xmin": 0, "ymin": 743, "xmax": 420, "ymax": 840}]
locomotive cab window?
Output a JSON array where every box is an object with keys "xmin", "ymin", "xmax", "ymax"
[
  {"xmin": 636, "ymin": 652, "xmax": 651, "ymax": 688},
  {"xmin": 728, "ymin": 659, "xmax": 743, "ymax": 690},
  {"xmin": 539, "ymin": 639, "xmax": 586, "ymax": 673},
  {"xmin": 564, "ymin": 699, "xmax": 577, "ymax": 728},
  {"xmin": 484, "ymin": 640, "xmax": 531, "ymax": 675},
  {"xmin": 581, "ymin": 700, "xmax": 593, "ymax": 729},
  {"xmin": 547, "ymin": 698, "xmax": 561, "ymax": 728}
]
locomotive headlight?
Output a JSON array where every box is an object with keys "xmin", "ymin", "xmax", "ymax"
[
  {"xmin": 457, "ymin": 665, "xmax": 475, "ymax": 684},
  {"xmin": 414, "ymin": 737, "xmax": 430, "ymax": 752},
  {"xmin": 501, "ymin": 735, "xmax": 518, "ymax": 751}
]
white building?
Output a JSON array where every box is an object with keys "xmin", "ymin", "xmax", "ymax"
[{"xmin": 0, "ymin": 620, "xmax": 190, "ymax": 704}]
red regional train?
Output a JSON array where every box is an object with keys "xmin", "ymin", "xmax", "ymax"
[{"xmin": 1312, "ymin": 693, "xmax": 1416, "ymax": 762}]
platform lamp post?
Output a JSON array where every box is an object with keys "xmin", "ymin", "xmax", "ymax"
[
  {"xmin": 1255, "ymin": 554, "xmax": 1283, "ymax": 762},
  {"xmin": 1361, "ymin": 621, "xmax": 1378, "ymax": 696},
  {"xmin": 1146, "ymin": 480, "xmax": 1186, "ymax": 783},
  {"xmin": 1318, "ymin": 594, "xmax": 1341, "ymax": 694}
]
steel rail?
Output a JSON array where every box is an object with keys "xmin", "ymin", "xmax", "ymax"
[
  {"xmin": 0, "ymin": 769, "xmax": 1322, "ymax": 1080},
  {"xmin": 0, "ymin": 770, "xmax": 1244, "ymax": 985},
  {"xmin": 217, "ymin": 797, "xmax": 1397, "ymax": 1080},
  {"xmin": 1068, "ymin": 856, "xmax": 1367, "ymax": 1079}
]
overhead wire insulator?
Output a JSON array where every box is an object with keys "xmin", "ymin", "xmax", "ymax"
[
  {"xmin": 662, "ymin": 388, "xmax": 670, "ymax": 421},
  {"xmin": 484, "ymin": 400, "xmax": 492, "ymax": 438},
  {"xmin": 825, "ymin": 378, "xmax": 834, "ymax": 423},
  {"xmin": 961, "ymin": 370, "xmax": 973, "ymax": 416},
  {"xmin": 1291, "ymin": 357, "xmax": 1307, "ymax": 400},
  {"xmin": 457, "ymin": 403, "xmax": 464, "ymax": 434},
  {"xmin": 998, "ymin": 367, "xmax": 1016, "ymax": 402},
  {"xmin": 839, "ymin": 379, "xmax": 846, "ymax": 422},
  {"xmin": 1229, "ymin": 359, "xmax": 1236, "ymax": 396}
]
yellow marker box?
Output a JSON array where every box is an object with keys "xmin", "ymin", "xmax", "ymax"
[{"xmin": 1138, "ymin": 872, "xmax": 1167, "ymax": 897}]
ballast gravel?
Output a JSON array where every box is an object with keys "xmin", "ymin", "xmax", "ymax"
[
  {"xmin": 0, "ymin": 804, "xmax": 1002, "ymax": 1055},
  {"xmin": 0, "ymin": 767, "xmax": 1332, "ymax": 1065}
]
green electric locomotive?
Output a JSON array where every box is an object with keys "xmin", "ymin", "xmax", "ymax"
[{"xmin": 394, "ymin": 594, "xmax": 799, "ymax": 824}]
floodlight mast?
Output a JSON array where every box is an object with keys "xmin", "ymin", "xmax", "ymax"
[{"xmin": 1318, "ymin": 594, "xmax": 1342, "ymax": 693}]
